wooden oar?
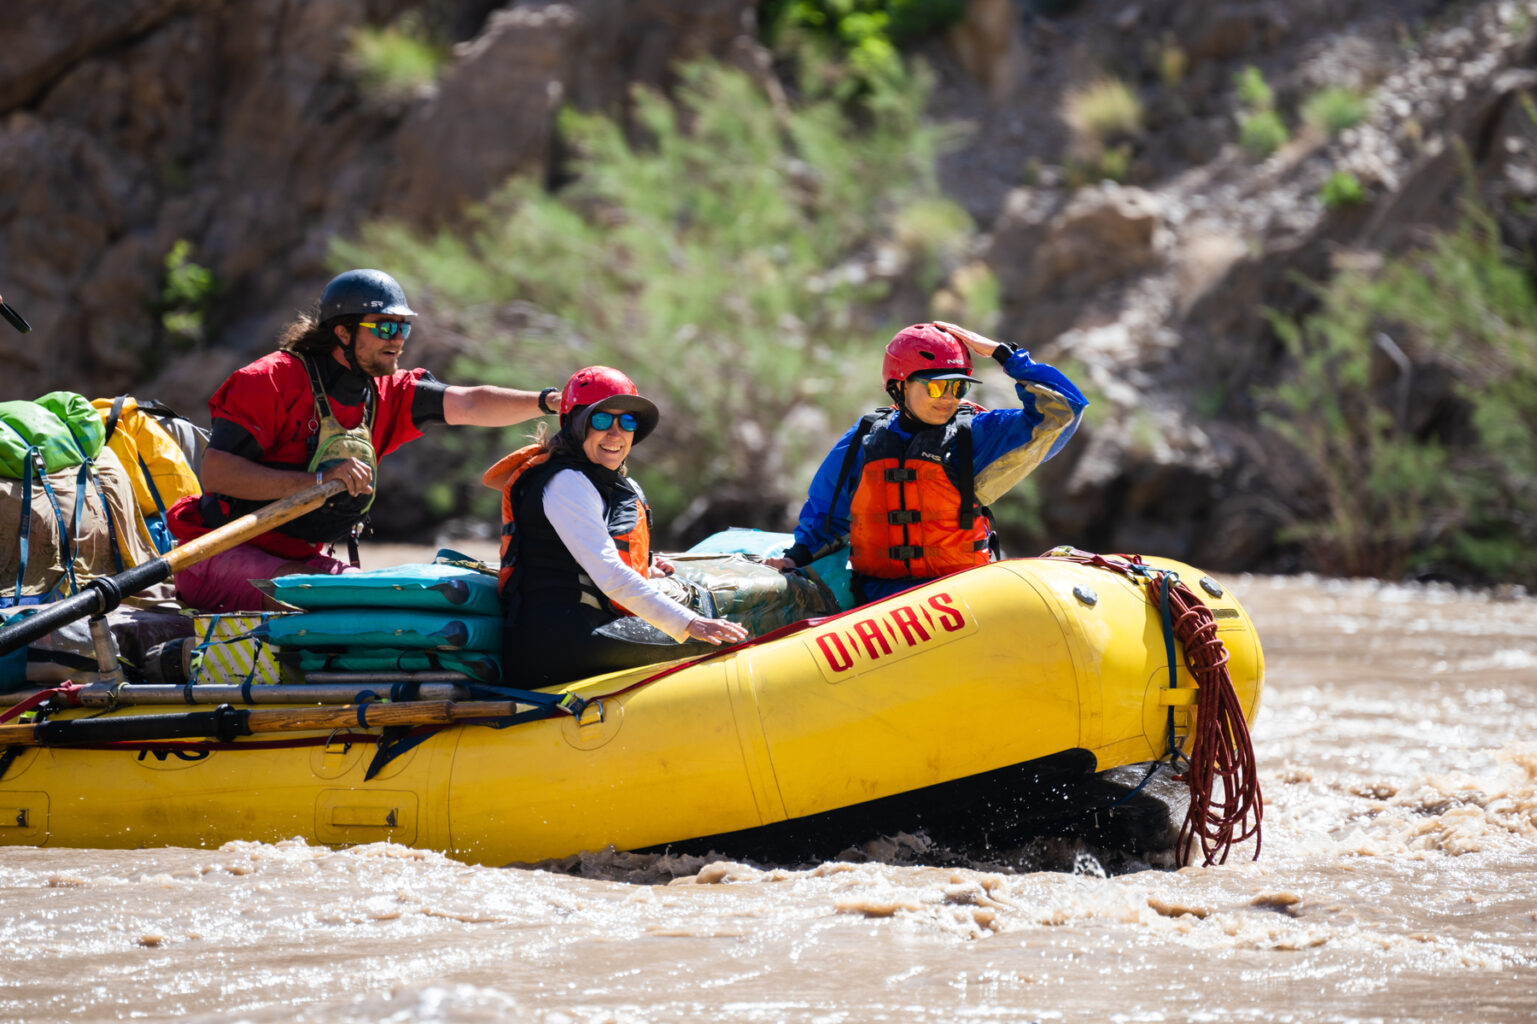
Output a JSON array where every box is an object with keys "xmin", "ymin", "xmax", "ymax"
[
  {"xmin": 0, "ymin": 698, "xmax": 527, "ymax": 747},
  {"xmin": 0, "ymin": 479, "xmax": 346, "ymax": 657}
]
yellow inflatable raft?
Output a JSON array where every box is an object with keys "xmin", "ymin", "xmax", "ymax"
[{"xmin": 0, "ymin": 552, "xmax": 1263, "ymax": 865}]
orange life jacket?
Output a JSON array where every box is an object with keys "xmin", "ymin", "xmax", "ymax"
[
  {"xmin": 839, "ymin": 406, "xmax": 992, "ymax": 580},
  {"xmin": 483, "ymin": 446, "xmax": 651, "ymax": 614},
  {"xmin": 482, "ymin": 444, "xmax": 553, "ymax": 595}
]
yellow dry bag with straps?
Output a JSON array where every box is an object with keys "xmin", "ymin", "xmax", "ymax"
[
  {"xmin": 93, "ymin": 396, "xmax": 203, "ymax": 554},
  {"xmin": 300, "ymin": 353, "xmax": 378, "ymax": 515}
]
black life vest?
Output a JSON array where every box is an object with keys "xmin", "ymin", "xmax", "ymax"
[{"xmin": 503, "ymin": 453, "xmax": 652, "ymax": 617}]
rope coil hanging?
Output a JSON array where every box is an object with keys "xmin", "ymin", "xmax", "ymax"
[{"xmin": 1049, "ymin": 548, "xmax": 1263, "ymax": 865}]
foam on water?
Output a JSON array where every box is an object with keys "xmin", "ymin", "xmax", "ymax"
[{"xmin": 2, "ymin": 575, "xmax": 1536, "ymax": 1022}]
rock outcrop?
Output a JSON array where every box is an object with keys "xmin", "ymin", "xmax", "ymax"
[
  {"xmin": 0, "ymin": 0, "xmax": 759, "ymax": 404},
  {"xmin": 931, "ymin": 0, "xmax": 1537, "ymax": 569},
  {"xmin": 3, "ymin": 0, "xmax": 1534, "ymax": 569}
]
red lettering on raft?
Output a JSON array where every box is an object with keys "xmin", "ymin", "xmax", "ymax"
[
  {"xmin": 889, "ymin": 605, "xmax": 931, "ymax": 646},
  {"xmin": 808, "ymin": 593, "xmax": 971, "ymax": 678},
  {"xmin": 852, "ymin": 618, "xmax": 893, "ymax": 658},
  {"xmin": 928, "ymin": 592, "xmax": 965, "ymax": 632},
  {"xmin": 816, "ymin": 632, "xmax": 854, "ymax": 672}
]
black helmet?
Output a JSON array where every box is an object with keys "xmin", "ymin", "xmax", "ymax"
[{"xmin": 319, "ymin": 269, "xmax": 416, "ymax": 323}]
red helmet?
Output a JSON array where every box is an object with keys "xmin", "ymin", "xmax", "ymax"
[
  {"xmin": 559, "ymin": 366, "xmax": 660, "ymax": 442},
  {"xmin": 882, "ymin": 323, "xmax": 980, "ymax": 385}
]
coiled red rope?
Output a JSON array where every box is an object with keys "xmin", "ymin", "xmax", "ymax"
[
  {"xmin": 1048, "ymin": 549, "xmax": 1263, "ymax": 865},
  {"xmin": 1148, "ymin": 570, "xmax": 1263, "ymax": 865}
]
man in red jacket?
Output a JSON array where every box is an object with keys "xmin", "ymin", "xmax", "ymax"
[{"xmin": 167, "ymin": 268, "xmax": 558, "ymax": 612}]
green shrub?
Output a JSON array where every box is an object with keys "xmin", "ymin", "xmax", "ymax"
[
  {"xmin": 1239, "ymin": 110, "xmax": 1288, "ymax": 158},
  {"xmin": 160, "ymin": 239, "xmax": 216, "ymax": 349},
  {"xmin": 893, "ymin": 196, "xmax": 976, "ymax": 289},
  {"xmin": 347, "ymin": 15, "xmax": 449, "ymax": 103},
  {"xmin": 1257, "ymin": 201, "xmax": 1537, "ymax": 584},
  {"xmin": 1234, "ymin": 66, "xmax": 1274, "ymax": 110},
  {"xmin": 931, "ymin": 260, "xmax": 1001, "ymax": 332},
  {"xmin": 336, "ymin": 61, "xmax": 972, "ymax": 542},
  {"xmin": 1063, "ymin": 77, "xmax": 1144, "ymax": 150},
  {"xmin": 1302, "ymin": 86, "xmax": 1368, "ymax": 137},
  {"xmin": 1157, "ymin": 42, "xmax": 1188, "ymax": 87},
  {"xmin": 1065, "ymin": 143, "xmax": 1134, "ymax": 187},
  {"xmin": 762, "ymin": 0, "xmax": 967, "ymax": 46},
  {"xmin": 761, "ymin": 0, "xmax": 966, "ymax": 94},
  {"xmin": 1319, "ymin": 169, "xmax": 1367, "ymax": 207}
]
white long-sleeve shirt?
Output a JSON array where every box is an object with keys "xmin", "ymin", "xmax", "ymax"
[{"xmin": 541, "ymin": 468, "xmax": 697, "ymax": 641}]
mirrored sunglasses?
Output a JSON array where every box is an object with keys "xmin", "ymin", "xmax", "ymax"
[
  {"xmin": 921, "ymin": 379, "xmax": 971, "ymax": 399},
  {"xmin": 589, "ymin": 410, "xmax": 639, "ymax": 433},
  {"xmin": 357, "ymin": 320, "xmax": 411, "ymax": 341}
]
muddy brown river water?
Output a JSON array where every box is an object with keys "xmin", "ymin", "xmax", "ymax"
[{"xmin": 1, "ymin": 570, "xmax": 1534, "ymax": 1023}]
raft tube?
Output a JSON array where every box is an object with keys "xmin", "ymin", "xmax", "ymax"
[{"xmin": 0, "ymin": 554, "xmax": 1262, "ymax": 864}]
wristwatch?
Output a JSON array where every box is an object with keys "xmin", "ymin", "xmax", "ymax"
[{"xmin": 538, "ymin": 387, "xmax": 559, "ymax": 415}]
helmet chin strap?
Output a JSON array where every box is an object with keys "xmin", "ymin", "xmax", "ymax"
[{"xmin": 337, "ymin": 326, "xmax": 366, "ymax": 376}]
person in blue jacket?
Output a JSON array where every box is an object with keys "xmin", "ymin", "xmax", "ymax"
[{"xmin": 765, "ymin": 321, "xmax": 1087, "ymax": 604}]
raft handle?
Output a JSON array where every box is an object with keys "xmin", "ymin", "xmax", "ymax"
[{"xmin": 577, "ymin": 699, "xmax": 605, "ymax": 728}]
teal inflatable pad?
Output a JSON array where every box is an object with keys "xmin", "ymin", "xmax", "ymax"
[
  {"xmin": 291, "ymin": 648, "xmax": 501, "ymax": 683},
  {"xmin": 255, "ymin": 609, "xmax": 501, "ymax": 652},
  {"xmin": 254, "ymin": 562, "xmax": 500, "ymax": 616},
  {"xmin": 684, "ymin": 528, "xmax": 793, "ymax": 559}
]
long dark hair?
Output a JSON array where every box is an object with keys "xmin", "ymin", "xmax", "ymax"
[{"xmin": 278, "ymin": 311, "xmax": 354, "ymax": 357}]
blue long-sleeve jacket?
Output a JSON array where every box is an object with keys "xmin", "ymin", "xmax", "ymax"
[{"xmin": 785, "ymin": 345, "xmax": 1087, "ymax": 598}]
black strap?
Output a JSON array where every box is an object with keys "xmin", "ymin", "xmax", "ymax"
[
  {"xmin": 13, "ymin": 452, "xmax": 36, "ymax": 601},
  {"xmin": 106, "ymin": 397, "xmax": 173, "ymax": 528},
  {"xmin": 956, "ymin": 416, "xmax": 976, "ymax": 530},
  {"xmin": 83, "ymin": 461, "xmax": 126, "ymax": 574},
  {"xmin": 0, "ymin": 745, "xmax": 22, "ymax": 783},
  {"xmin": 827, "ymin": 411, "xmax": 884, "ymax": 536},
  {"xmin": 134, "ymin": 398, "xmax": 190, "ymax": 421},
  {"xmin": 138, "ymin": 453, "xmax": 168, "ymax": 522},
  {"xmin": 300, "ymin": 352, "xmax": 336, "ymax": 425},
  {"xmin": 300, "ymin": 352, "xmax": 376, "ymax": 435},
  {"xmin": 103, "ymin": 395, "xmax": 128, "ymax": 441},
  {"xmin": 17, "ymin": 448, "xmax": 78, "ymax": 601}
]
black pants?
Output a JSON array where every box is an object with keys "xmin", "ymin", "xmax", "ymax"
[{"xmin": 501, "ymin": 602, "xmax": 717, "ymax": 687}]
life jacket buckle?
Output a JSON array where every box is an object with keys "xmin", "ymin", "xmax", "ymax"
[
  {"xmin": 883, "ymin": 467, "xmax": 918, "ymax": 483},
  {"xmin": 888, "ymin": 544, "xmax": 924, "ymax": 560},
  {"xmin": 886, "ymin": 509, "xmax": 922, "ymax": 524}
]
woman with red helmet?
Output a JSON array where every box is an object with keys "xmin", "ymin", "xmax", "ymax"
[
  {"xmin": 766, "ymin": 321, "xmax": 1087, "ymax": 604},
  {"xmin": 490, "ymin": 366, "xmax": 748, "ymax": 685}
]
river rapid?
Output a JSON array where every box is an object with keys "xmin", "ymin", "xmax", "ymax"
[{"xmin": 1, "ymin": 571, "xmax": 1534, "ymax": 1023}]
